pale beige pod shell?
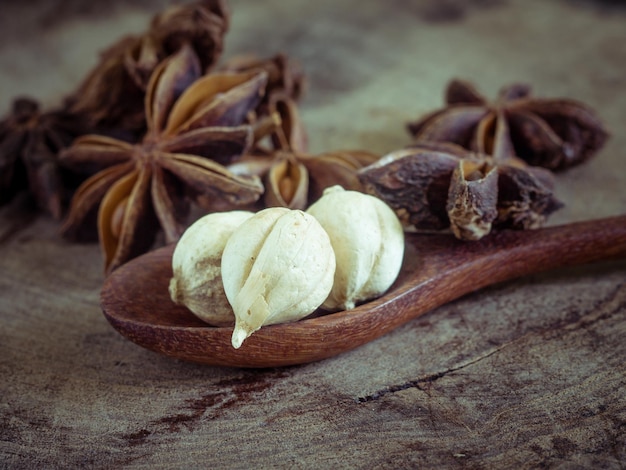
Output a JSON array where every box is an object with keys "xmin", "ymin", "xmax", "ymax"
[
  {"xmin": 221, "ymin": 207, "xmax": 336, "ymax": 349},
  {"xmin": 168, "ymin": 211, "xmax": 254, "ymax": 326},
  {"xmin": 306, "ymin": 185, "xmax": 405, "ymax": 311}
]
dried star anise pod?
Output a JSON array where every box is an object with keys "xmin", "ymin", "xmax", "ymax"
[
  {"xmin": 358, "ymin": 142, "xmax": 563, "ymax": 240},
  {"xmin": 0, "ymin": 97, "xmax": 89, "ymax": 219},
  {"xmin": 67, "ymin": 0, "xmax": 230, "ymax": 138},
  {"xmin": 229, "ymin": 92, "xmax": 378, "ymax": 210},
  {"xmin": 66, "ymin": 36, "xmax": 148, "ymax": 138},
  {"xmin": 407, "ymin": 79, "xmax": 609, "ymax": 171},
  {"xmin": 147, "ymin": 0, "xmax": 230, "ymax": 73},
  {"xmin": 61, "ymin": 44, "xmax": 266, "ymax": 273},
  {"xmin": 218, "ymin": 53, "xmax": 306, "ymax": 110}
]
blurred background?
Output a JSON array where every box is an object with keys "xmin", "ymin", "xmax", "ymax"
[{"xmin": 1, "ymin": 0, "xmax": 625, "ymax": 221}]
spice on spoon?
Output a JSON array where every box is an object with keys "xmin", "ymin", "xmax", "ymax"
[
  {"xmin": 169, "ymin": 210, "xmax": 254, "ymax": 326},
  {"xmin": 358, "ymin": 142, "xmax": 563, "ymax": 240},
  {"xmin": 306, "ymin": 186, "xmax": 405, "ymax": 311},
  {"xmin": 221, "ymin": 207, "xmax": 336, "ymax": 349}
]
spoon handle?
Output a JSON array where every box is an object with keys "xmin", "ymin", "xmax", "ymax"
[
  {"xmin": 456, "ymin": 214, "xmax": 625, "ymax": 285},
  {"xmin": 323, "ymin": 214, "xmax": 626, "ymax": 349},
  {"xmin": 381, "ymin": 216, "xmax": 626, "ymax": 327}
]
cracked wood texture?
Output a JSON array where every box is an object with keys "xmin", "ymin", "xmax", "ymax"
[{"xmin": 1, "ymin": 0, "xmax": 625, "ymax": 468}]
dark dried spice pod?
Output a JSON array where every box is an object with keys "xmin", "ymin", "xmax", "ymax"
[
  {"xmin": 218, "ymin": 53, "xmax": 306, "ymax": 116},
  {"xmin": 66, "ymin": 35, "xmax": 150, "ymax": 138},
  {"xmin": 407, "ymin": 79, "xmax": 609, "ymax": 171},
  {"xmin": 148, "ymin": 0, "xmax": 230, "ymax": 72},
  {"xmin": 496, "ymin": 163, "xmax": 563, "ymax": 230},
  {"xmin": 66, "ymin": 0, "xmax": 230, "ymax": 138},
  {"xmin": 357, "ymin": 145, "xmax": 460, "ymax": 230},
  {"xmin": 446, "ymin": 159, "xmax": 499, "ymax": 240},
  {"xmin": 358, "ymin": 142, "xmax": 563, "ymax": 240},
  {"xmin": 61, "ymin": 45, "xmax": 266, "ymax": 273},
  {"xmin": 229, "ymin": 92, "xmax": 378, "ymax": 210},
  {"xmin": 0, "ymin": 97, "xmax": 89, "ymax": 219},
  {"xmin": 300, "ymin": 150, "xmax": 380, "ymax": 204}
]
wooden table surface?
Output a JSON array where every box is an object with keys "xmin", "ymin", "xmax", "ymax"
[{"xmin": 1, "ymin": 1, "xmax": 625, "ymax": 468}]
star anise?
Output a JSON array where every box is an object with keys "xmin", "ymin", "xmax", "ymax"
[
  {"xmin": 66, "ymin": 0, "xmax": 230, "ymax": 139},
  {"xmin": 0, "ymin": 97, "xmax": 89, "ymax": 219},
  {"xmin": 229, "ymin": 92, "xmax": 378, "ymax": 210},
  {"xmin": 358, "ymin": 142, "xmax": 563, "ymax": 240},
  {"xmin": 218, "ymin": 53, "xmax": 306, "ymax": 112},
  {"xmin": 407, "ymin": 79, "xmax": 609, "ymax": 171},
  {"xmin": 148, "ymin": 0, "xmax": 230, "ymax": 72},
  {"xmin": 61, "ymin": 44, "xmax": 266, "ymax": 273}
]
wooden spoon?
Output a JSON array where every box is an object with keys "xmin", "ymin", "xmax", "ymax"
[{"xmin": 101, "ymin": 215, "xmax": 626, "ymax": 368}]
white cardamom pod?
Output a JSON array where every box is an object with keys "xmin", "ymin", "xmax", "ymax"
[
  {"xmin": 168, "ymin": 211, "xmax": 254, "ymax": 326},
  {"xmin": 221, "ymin": 207, "xmax": 336, "ymax": 349},
  {"xmin": 306, "ymin": 185, "xmax": 405, "ymax": 311}
]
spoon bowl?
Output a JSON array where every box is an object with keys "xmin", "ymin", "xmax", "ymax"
[{"xmin": 101, "ymin": 215, "xmax": 626, "ymax": 367}]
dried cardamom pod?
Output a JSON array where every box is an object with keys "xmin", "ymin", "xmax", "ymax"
[
  {"xmin": 168, "ymin": 210, "xmax": 253, "ymax": 326},
  {"xmin": 221, "ymin": 207, "xmax": 336, "ymax": 348},
  {"xmin": 306, "ymin": 186, "xmax": 405, "ymax": 311}
]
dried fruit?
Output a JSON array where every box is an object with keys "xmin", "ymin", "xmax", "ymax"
[
  {"xmin": 358, "ymin": 142, "xmax": 562, "ymax": 240},
  {"xmin": 446, "ymin": 159, "xmax": 499, "ymax": 240},
  {"xmin": 169, "ymin": 210, "xmax": 253, "ymax": 326},
  {"xmin": 149, "ymin": 0, "xmax": 230, "ymax": 73},
  {"xmin": 306, "ymin": 186, "xmax": 405, "ymax": 311},
  {"xmin": 229, "ymin": 93, "xmax": 379, "ymax": 209},
  {"xmin": 66, "ymin": 0, "xmax": 230, "ymax": 137},
  {"xmin": 221, "ymin": 207, "xmax": 336, "ymax": 348},
  {"xmin": 218, "ymin": 53, "xmax": 306, "ymax": 116},
  {"xmin": 0, "ymin": 97, "xmax": 88, "ymax": 219},
  {"xmin": 61, "ymin": 44, "xmax": 266, "ymax": 273},
  {"xmin": 407, "ymin": 79, "xmax": 609, "ymax": 170}
]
